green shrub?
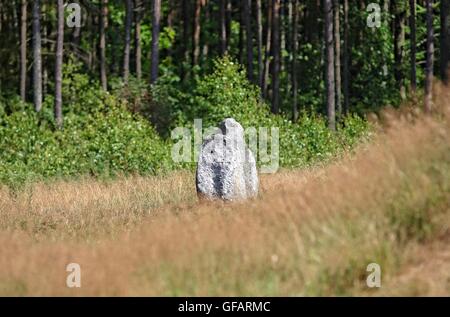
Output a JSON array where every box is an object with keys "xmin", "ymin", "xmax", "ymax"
[
  {"xmin": 190, "ymin": 56, "xmax": 271, "ymax": 128},
  {"xmin": 0, "ymin": 70, "xmax": 174, "ymax": 187},
  {"xmin": 152, "ymin": 56, "xmax": 371, "ymax": 169},
  {"xmin": 278, "ymin": 114, "xmax": 338, "ymax": 167}
]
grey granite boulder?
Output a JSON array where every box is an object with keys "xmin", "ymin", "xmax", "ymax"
[{"xmin": 196, "ymin": 118, "xmax": 258, "ymax": 201}]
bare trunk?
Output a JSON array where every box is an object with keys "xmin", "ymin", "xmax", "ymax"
[
  {"xmin": 220, "ymin": 0, "xmax": 227, "ymax": 55},
  {"xmin": 20, "ymin": 0, "xmax": 27, "ymax": 101},
  {"xmin": 135, "ymin": 0, "xmax": 142, "ymax": 80},
  {"xmin": 343, "ymin": 0, "xmax": 349, "ymax": 114},
  {"xmin": 441, "ymin": 0, "xmax": 450, "ymax": 83},
  {"xmin": 123, "ymin": 0, "xmax": 132, "ymax": 82},
  {"xmin": 202, "ymin": 3, "xmax": 210, "ymax": 61},
  {"xmin": 292, "ymin": 0, "xmax": 299, "ymax": 121},
  {"xmin": 87, "ymin": 10, "xmax": 93, "ymax": 70},
  {"xmin": 271, "ymin": 0, "xmax": 281, "ymax": 114},
  {"xmin": 100, "ymin": 0, "xmax": 108, "ymax": 90},
  {"xmin": 256, "ymin": 0, "xmax": 263, "ymax": 89},
  {"xmin": 151, "ymin": 0, "xmax": 161, "ymax": 84},
  {"xmin": 71, "ymin": 0, "xmax": 81, "ymax": 47},
  {"xmin": 334, "ymin": 0, "xmax": 341, "ymax": 117},
  {"xmin": 41, "ymin": 2, "xmax": 47, "ymax": 96},
  {"xmin": 425, "ymin": 0, "xmax": 434, "ymax": 113},
  {"xmin": 280, "ymin": 0, "xmax": 286, "ymax": 75},
  {"xmin": 262, "ymin": 0, "xmax": 273, "ymax": 99},
  {"xmin": 244, "ymin": 0, "xmax": 254, "ymax": 82},
  {"xmin": 239, "ymin": 1, "xmax": 244, "ymax": 65},
  {"xmin": 166, "ymin": 0, "xmax": 176, "ymax": 59},
  {"xmin": 325, "ymin": 0, "xmax": 336, "ymax": 130},
  {"xmin": 192, "ymin": 0, "xmax": 201, "ymax": 67},
  {"xmin": 393, "ymin": 1, "xmax": 406, "ymax": 98},
  {"xmin": 410, "ymin": 0, "xmax": 416, "ymax": 91},
  {"xmin": 181, "ymin": 0, "xmax": 190, "ymax": 81},
  {"xmin": 226, "ymin": 0, "xmax": 232, "ymax": 50},
  {"xmin": 54, "ymin": 0, "xmax": 64, "ymax": 128},
  {"xmin": 286, "ymin": 0, "xmax": 293, "ymax": 91},
  {"xmin": 32, "ymin": 0, "xmax": 42, "ymax": 112},
  {"xmin": 71, "ymin": 22, "xmax": 81, "ymax": 47}
]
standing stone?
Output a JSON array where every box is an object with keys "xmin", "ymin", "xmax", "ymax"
[{"xmin": 196, "ymin": 118, "xmax": 258, "ymax": 201}]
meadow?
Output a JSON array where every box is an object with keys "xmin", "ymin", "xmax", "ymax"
[{"xmin": 0, "ymin": 86, "xmax": 448, "ymax": 296}]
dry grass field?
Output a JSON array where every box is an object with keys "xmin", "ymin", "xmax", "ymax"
[{"xmin": 0, "ymin": 87, "xmax": 449, "ymax": 296}]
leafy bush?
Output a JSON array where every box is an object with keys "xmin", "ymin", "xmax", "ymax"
[
  {"xmin": 189, "ymin": 56, "xmax": 271, "ymax": 128},
  {"xmin": 0, "ymin": 71, "xmax": 173, "ymax": 188},
  {"xmin": 152, "ymin": 56, "xmax": 371, "ymax": 169}
]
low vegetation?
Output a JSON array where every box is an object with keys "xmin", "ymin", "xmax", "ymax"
[{"xmin": 0, "ymin": 57, "xmax": 370, "ymax": 188}]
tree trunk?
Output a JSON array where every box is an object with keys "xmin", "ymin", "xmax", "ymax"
[
  {"xmin": 393, "ymin": 1, "xmax": 406, "ymax": 99},
  {"xmin": 226, "ymin": 0, "xmax": 232, "ymax": 50},
  {"xmin": 343, "ymin": 0, "xmax": 349, "ymax": 114},
  {"xmin": 123, "ymin": 0, "xmax": 133, "ymax": 82},
  {"xmin": 325, "ymin": 0, "xmax": 336, "ymax": 130},
  {"xmin": 244, "ymin": 0, "xmax": 254, "ymax": 82},
  {"xmin": 334, "ymin": 0, "xmax": 341, "ymax": 117},
  {"xmin": 239, "ymin": 1, "xmax": 244, "ymax": 65},
  {"xmin": 71, "ymin": 21, "xmax": 81, "ymax": 48},
  {"xmin": 54, "ymin": 0, "xmax": 64, "ymax": 128},
  {"xmin": 425, "ymin": 0, "xmax": 434, "ymax": 113},
  {"xmin": 202, "ymin": 2, "xmax": 210, "ymax": 62},
  {"xmin": 41, "ymin": 2, "xmax": 47, "ymax": 97},
  {"xmin": 292, "ymin": 0, "xmax": 299, "ymax": 121},
  {"xmin": 192, "ymin": 0, "xmax": 201, "ymax": 67},
  {"xmin": 32, "ymin": 0, "xmax": 42, "ymax": 112},
  {"xmin": 181, "ymin": 0, "xmax": 190, "ymax": 81},
  {"xmin": 262, "ymin": 0, "xmax": 273, "ymax": 99},
  {"xmin": 410, "ymin": 0, "xmax": 416, "ymax": 91},
  {"xmin": 99, "ymin": 0, "xmax": 108, "ymax": 90},
  {"xmin": 441, "ymin": 0, "xmax": 450, "ymax": 83},
  {"xmin": 166, "ymin": 0, "xmax": 175, "ymax": 59},
  {"xmin": 151, "ymin": 0, "xmax": 161, "ymax": 84},
  {"xmin": 20, "ymin": 0, "xmax": 27, "ymax": 101},
  {"xmin": 220, "ymin": 0, "xmax": 227, "ymax": 55},
  {"xmin": 87, "ymin": 10, "xmax": 95, "ymax": 72},
  {"xmin": 305, "ymin": 0, "xmax": 320, "ymax": 44},
  {"xmin": 280, "ymin": 0, "xmax": 285, "ymax": 75},
  {"xmin": 135, "ymin": 0, "xmax": 142, "ymax": 80},
  {"xmin": 70, "ymin": 0, "xmax": 81, "ymax": 48},
  {"xmin": 271, "ymin": 0, "xmax": 281, "ymax": 114},
  {"xmin": 285, "ymin": 0, "xmax": 293, "ymax": 93},
  {"xmin": 256, "ymin": 0, "xmax": 263, "ymax": 89}
]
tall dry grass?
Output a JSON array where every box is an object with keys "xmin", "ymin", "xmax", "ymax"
[{"xmin": 0, "ymin": 85, "xmax": 449, "ymax": 296}]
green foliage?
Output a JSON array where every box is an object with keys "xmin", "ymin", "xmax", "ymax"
[
  {"xmin": 0, "ymin": 69, "xmax": 173, "ymax": 188},
  {"xmin": 190, "ymin": 56, "xmax": 271, "ymax": 128},
  {"xmin": 152, "ymin": 56, "xmax": 371, "ymax": 169},
  {"xmin": 0, "ymin": 56, "xmax": 370, "ymax": 188},
  {"xmin": 350, "ymin": 5, "xmax": 400, "ymax": 112}
]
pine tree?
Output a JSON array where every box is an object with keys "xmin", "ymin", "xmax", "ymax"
[
  {"xmin": 32, "ymin": 0, "xmax": 42, "ymax": 112},
  {"xmin": 271, "ymin": 0, "xmax": 281, "ymax": 114},
  {"xmin": 441, "ymin": 0, "xmax": 450, "ymax": 83},
  {"xmin": 20, "ymin": 0, "xmax": 27, "ymax": 101},
  {"xmin": 410, "ymin": 0, "xmax": 417, "ymax": 91},
  {"xmin": 325, "ymin": 0, "xmax": 336, "ymax": 130},
  {"xmin": 425, "ymin": 0, "xmax": 434, "ymax": 113},
  {"xmin": 123, "ymin": 0, "xmax": 133, "ymax": 82},
  {"xmin": 54, "ymin": 0, "xmax": 64, "ymax": 128},
  {"xmin": 151, "ymin": 0, "xmax": 161, "ymax": 84},
  {"xmin": 99, "ymin": 0, "xmax": 108, "ymax": 90}
]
